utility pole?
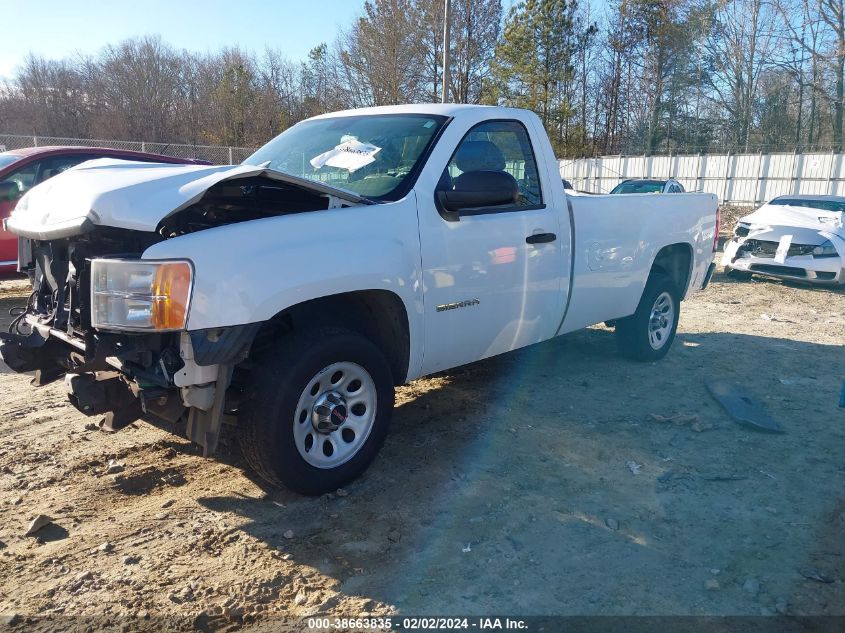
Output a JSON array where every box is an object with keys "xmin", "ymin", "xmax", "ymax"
[{"xmin": 441, "ymin": 0, "xmax": 451, "ymax": 103}]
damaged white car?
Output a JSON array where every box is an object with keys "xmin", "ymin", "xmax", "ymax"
[{"xmin": 723, "ymin": 195, "xmax": 845, "ymax": 284}]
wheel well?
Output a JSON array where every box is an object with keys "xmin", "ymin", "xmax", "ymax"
[
  {"xmin": 650, "ymin": 243, "xmax": 693, "ymax": 297},
  {"xmin": 251, "ymin": 290, "xmax": 411, "ymax": 385}
]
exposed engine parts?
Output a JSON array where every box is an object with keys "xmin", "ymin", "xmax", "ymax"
[
  {"xmin": 157, "ymin": 176, "xmax": 334, "ymax": 237},
  {"xmin": 0, "ymin": 177, "xmax": 326, "ymax": 452}
]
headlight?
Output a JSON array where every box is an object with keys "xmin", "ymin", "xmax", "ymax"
[
  {"xmin": 734, "ymin": 222, "xmax": 750, "ymax": 237},
  {"xmin": 812, "ymin": 240, "xmax": 838, "ymax": 258},
  {"xmin": 91, "ymin": 259, "xmax": 193, "ymax": 331}
]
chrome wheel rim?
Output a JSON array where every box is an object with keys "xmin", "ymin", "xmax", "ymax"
[
  {"xmin": 648, "ymin": 291, "xmax": 675, "ymax": 350},
  {"xmin": 293, "ymin": 361, "xmax": 377, "ymax": 469}
]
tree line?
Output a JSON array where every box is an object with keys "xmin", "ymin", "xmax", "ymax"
[{"xmin": 1, "ymin": 0, "xmax": 844, "ymax": 157}]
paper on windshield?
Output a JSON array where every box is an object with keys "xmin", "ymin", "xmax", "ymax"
[{"xmin": 310, "ymin": 139, "xmax": 381, "ymax": 173}]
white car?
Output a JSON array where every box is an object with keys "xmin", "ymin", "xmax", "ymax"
[
  {"xmin": 722, "ymin": 195, "xmax": 845, "ymax": 284},
  {"xmin": 2, "ymin": 104, "xmax": 718, "ymax": 494}
]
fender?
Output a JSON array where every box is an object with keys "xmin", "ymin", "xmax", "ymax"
[
  {"xmin": 626, "ymin": 194, "xmax": 716, "ymax": 300},
  {"xmin": 142, "ymin": 193, "xmax": 425, "ymax": 379}
]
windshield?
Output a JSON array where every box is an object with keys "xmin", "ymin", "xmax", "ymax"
[
  {"xmin": 0, "ymin": 154, "xmax": 21, "ymax": 170},
  {"xmin": 610, "ymin": 180, "xmax": 666, "ymax": 194},
  {"xmin": 770, "ymin": 197, "xmax": 845, "ymax": 213},
  {"xmin": 244, "ymin": 114, "xmax": 448, "ymax": 200}
]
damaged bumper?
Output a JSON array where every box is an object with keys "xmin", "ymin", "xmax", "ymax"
[
  {"xmin": 0, "ymin": 317, "xmax": 258, "ymax": 454},
  {"xmin": 0, "ymin": 228, "xmax": 260, "ymax": 454},
  {"xmin": 722, "ymin": 234, "xmax": 845, "ymax": 285}
]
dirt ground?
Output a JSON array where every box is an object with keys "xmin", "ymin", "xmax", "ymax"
[{"xmin": 1, "ymin": 255, "xmax": 844, "ymax": 630}]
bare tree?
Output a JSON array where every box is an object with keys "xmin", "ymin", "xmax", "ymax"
[
  {"xmin": 704, "ymin": 0, "xmax": 780, "ymax": 150},
  {"xmin": 338, "ymin": 0, "xmax": 426, "ymax": 106},
  {"xmin": 93, "ymin": 36, "xmax": 184, "ymax": 141},
  {"xmin": 2, "ymin": 1, "xmax": 844, "ymax": 157},
  {"xmin": 417, "ymin": 0, "xmax": 446, "ymax": 102},
  {"xmin": 447, "ymin": 0, "xmax": 501, "ymax": 103},
  {"xmin": 13, "ymin": 54, "xmax": 90, "ymax": 137}
]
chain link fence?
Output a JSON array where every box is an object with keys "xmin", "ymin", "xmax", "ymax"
[{"xmin": 0, "ymin": 134, "xmax": 257, "ymax": 165}]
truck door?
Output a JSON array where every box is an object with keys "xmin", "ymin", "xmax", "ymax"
[{"xmin": 417, "ymin": 118, "xmax": 569, "ymax": 375}]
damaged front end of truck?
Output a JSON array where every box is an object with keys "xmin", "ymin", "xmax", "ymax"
[{"xmin": 0, "ymin": 159, "xmax": 367, "ymax": 454}]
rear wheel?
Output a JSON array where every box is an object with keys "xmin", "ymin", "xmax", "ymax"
[
  {"xmin": 615, "ymin": 272, "xmax": 679, "ymax": 362},
  {"xmin": 238, "ymin": 327, "xmax": 394, "ymax": 495}
]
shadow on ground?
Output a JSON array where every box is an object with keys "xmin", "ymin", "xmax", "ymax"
[{"xmin": 198, "ymin": 327, "xmax": 845, "ymax": 616}]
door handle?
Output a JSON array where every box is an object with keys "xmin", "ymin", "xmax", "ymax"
[{"xmin": 526, "ymin": 232, "xmax": 556, "ymax": 244}]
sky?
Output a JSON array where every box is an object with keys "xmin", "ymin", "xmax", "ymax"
[{"xmin": 0, "ymin": 0, "xmax": 367, "ymax": 79}]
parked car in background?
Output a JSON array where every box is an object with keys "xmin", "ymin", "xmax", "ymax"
[
  {"xmin": 610, "ymin": 179, "xmax": 685, "ymax": 194},
  {"xmin": 722, "ymin": 194, "xmax": 845, "ymax": 285},
  {"xmin": 0, "ymin": 147, "xmax": 209, "ymax": 274}
]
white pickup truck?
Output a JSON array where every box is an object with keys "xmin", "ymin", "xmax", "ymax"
[{"xmin": 2, "ymin": 105, "xmax": 718, "ymax": 494}]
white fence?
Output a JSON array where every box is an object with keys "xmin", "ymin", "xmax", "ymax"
[
  {"xmin": 559, "ymin": 152, "xmax": 845, "ymax": 205},
  {"xmin": 0, "ymin": 134, "xmax": 257, "ymax": 165}
]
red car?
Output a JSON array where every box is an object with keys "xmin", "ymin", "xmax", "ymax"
[{"xmin": 0, "ymin": 146, "xmax": 209, "ymax": 274}]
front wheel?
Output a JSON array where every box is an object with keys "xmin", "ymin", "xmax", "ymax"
[
  {"xmin": 615, "ymin": 272, "xmax": 680, "ymax": 362},
  {"xmin": 238, "ymin": 327, "xmax": 394, "ymax": 495}
]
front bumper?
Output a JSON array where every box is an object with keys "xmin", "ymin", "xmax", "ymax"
[
  {"xmin": 0, "ymin": 314, "xmax": 169, "ymax": 385},
  {"xmin": 722, "ymin": 239, "xmax": 845, "ymax": 284},
  {"xmin": 0, "ymin": 314, "xmax": 258, "ymax": 453}
]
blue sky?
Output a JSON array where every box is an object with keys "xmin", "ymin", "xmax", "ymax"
[{"xmin": 0, "ymin": 0, "xmax": 366, "ymax": 78}]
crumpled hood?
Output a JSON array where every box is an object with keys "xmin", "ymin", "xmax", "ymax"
[
  {"xmin": 740, "ymin": 203, "xmax": 844, "ymax": 238},
  {"xmin": 739, "ymin": 224, "xmax": 830, "ymax": 247},
  {"xmin": 6, "ymin": 158, "xmax": 365, "ymax": 240}
]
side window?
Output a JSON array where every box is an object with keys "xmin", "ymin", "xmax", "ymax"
[
  {"xmin": 442, "ymin": 120, "xmax": 543, "ymax": 209},
  {"xmin": 5, "ymin": 161, "xmax": 40, "ymax": 194},
  {"xmin": 37, "ymin": 155, "xmax": 91, "ymax": 184}
]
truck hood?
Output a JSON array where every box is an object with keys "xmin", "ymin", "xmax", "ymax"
[
  {"xmin": 740, "ymin": 203, "xmax": 844, "ymax": 238},
  {"xmin": 7, "ymin": 159, "xmax": 368, "ymax": 240}
]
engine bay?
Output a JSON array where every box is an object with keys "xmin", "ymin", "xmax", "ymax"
[
  {"xmin": 0, "ymin": 173, "xmax": 356, "ymax": 443},
  {"xmin": 158, "ymin": 176, "xmax": 334, "ymax": 236}
]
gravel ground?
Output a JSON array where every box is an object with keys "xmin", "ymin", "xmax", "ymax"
[{"xmin": 0, "ymin": 260, "xmax": 843, "ymax": 630}]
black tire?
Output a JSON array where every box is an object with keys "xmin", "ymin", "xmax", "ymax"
[
  {"xmin": 615, "ymin": 272, "xmax": 680, "ymax": 362},
  {"xmin": 238, "ymin": 327, "xmax": 394, "ymax": 495},
  {"xmin": 726, "ymin": 267, "xmax": 753, "ymax": 281}
]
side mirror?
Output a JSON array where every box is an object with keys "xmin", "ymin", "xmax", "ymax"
[
  {"xmin": 436, "ymin": 171, "xmax": 519, "ymax": 220},
  {"xmin": 0, "ymin": 180, "xmax": 21, "ymax": 202}
]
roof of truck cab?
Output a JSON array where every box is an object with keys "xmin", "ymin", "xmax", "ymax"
[{"xmin": 307, "ymin": 103, "xmax": 528, "ymax": 120}]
